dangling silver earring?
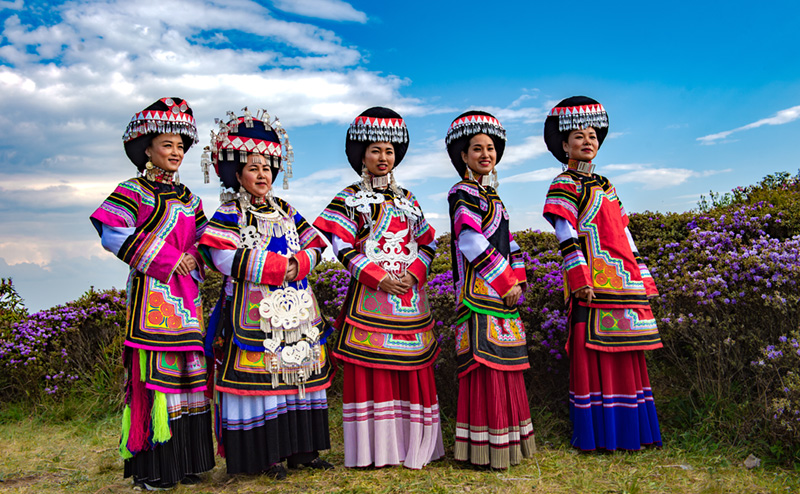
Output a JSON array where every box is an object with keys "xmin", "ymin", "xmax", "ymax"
[
  {"xmin": 491, "ymin": 168, "xmax": 498, "ymax": 189},
  {"xmin": 361, "ymin": 165, "xmax": 372, "ymax": 192}
]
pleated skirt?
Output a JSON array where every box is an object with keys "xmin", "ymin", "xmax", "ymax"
[
  {"xmin": 341, "ymin": 361, "xmax": 444, "ymax": 469},
  {"xmin": 454, "ymin": 364, "xmax": 536, "ymax": 469},
  {"xmin": 569, "ymin": 303, "xmax": 662, "ymax": 451},
  {"xmin": 124, "ymin": 391, "xmax": 215, "ymax": 486},
  {"xmin": 219, "ymin": 390, "xmax": 330, "ymax": 474}
]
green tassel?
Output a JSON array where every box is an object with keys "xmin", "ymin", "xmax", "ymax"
[
  {"xmin": 151, "ymin": 391, "xmax": 172, "ymax": 444},
  {"xmin": 119, "ymin": 405, "xmax": 134, "ymax": 460},
  {"xmin": 138, "ymin": 349, "xmax": 146, "ymax": 383}
]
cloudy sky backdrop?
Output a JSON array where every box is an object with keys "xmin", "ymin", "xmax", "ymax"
[{"xmin": 2, "ymin": 0, "xmax": 800, "ymax": 309}]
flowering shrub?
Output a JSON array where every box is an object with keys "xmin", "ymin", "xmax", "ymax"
[
  {"xmin": 307, "ymin": 260, "xmax": 352, "ymax": 321},
  {"xmin": 0, "ymin": 288, "xmax": 126, "ymax": 400},
  {"xmin": 752, "ymin": 331, "xmax": 800, "ymax": 460},
  {"xmin": 4, "ymin": 170, "xmax": 800, "ymax": 460},
  {"xmin": 641, "ymin": 201, "xmax": 800, "ymax": 400},
  {"xmin": 626, "ymin": 171, "xmax": 800, "ymax": 454}
]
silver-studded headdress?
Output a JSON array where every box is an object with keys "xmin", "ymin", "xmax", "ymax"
[
  {"xmin": 345, "ymin": 106, "xmax": 409, "ymax": 173},
  {"xmin": 445, "ymin": 110, "xmax": 506, "ymax": 179},
  {"xmin": 202, "ymin": 108, "xmax": 294, "ymax": 201},
  {"xmin": 123, "ymin": 97, "xmax": 198, "ymax": 171},
  {"xmin": 544, "ymin": 96, "xmax": 609, "ymax": 164}
]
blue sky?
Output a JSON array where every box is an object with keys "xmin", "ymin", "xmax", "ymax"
[{"xmin": 2, "ymin": 0, "xmax": 800, "ymax": 310}]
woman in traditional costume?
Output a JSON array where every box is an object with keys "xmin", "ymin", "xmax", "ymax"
[
  {"xmin": 198, "ymin": 109, "xmax": 334, "ymax": 478},
  {"xmin": 313, "ymin": 107, "xmax": 444, "ymax": 469},
  {"xmin": 90, "ymin": 97, "xmax": 214, "ymax": 489},
  {"xmin": 445, "ymin": 111, "xmax": 536, "ymax": 469},
  {"xmin": 542, "ymin": 96, "xmax": 662, "ymax": 451}
]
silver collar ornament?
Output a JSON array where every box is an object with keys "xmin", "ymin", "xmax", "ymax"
[{"xmin": 566, "ymin": 160, "xmax": 596, "ymax": 174}]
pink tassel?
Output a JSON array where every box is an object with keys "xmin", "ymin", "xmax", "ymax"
[{"xmin": 127, "ymin": 350, "xmax": 152, "ymax": 453}]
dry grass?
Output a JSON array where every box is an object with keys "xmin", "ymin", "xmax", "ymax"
[{"xmin": 1, "ymin": 403, "xmax": 798, "ymax": 494}]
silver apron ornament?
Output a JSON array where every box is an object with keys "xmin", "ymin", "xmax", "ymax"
[{"xmin": 238, "ymin": 199, "xmax": 324, "ymax": 398}]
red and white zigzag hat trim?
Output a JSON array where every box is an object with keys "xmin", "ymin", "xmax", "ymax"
[
  {"xmin": 129, "ymin": 109, "xmax": 196, "ymax": 126},
  {"xmin": 353, "ymin": 116, "xmax": 406, "ymax": 128},
  {"xmin": 449, "ymin": 114, "xmax": 502, "ymax": 131},
  {"xmin": 548, "ymin": 104, "xmax": 606, "ymax": 117},
  {"xmin": 216, "ymin": 136, "xmax": 282, "ymax": 157}
]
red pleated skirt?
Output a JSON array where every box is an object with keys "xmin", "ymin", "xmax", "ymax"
[
  {"xmin": 569, "ymin": 316, "xmax": 662, "ymax": 451},
  {"xmin": 455, "ymin": 364, "xmax": 536, "ymax": 468},
  {"xmin": 341, "ymin": 362, "xmax": 444, "ymax": 469}
]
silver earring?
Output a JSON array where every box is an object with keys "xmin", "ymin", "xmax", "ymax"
[{"xmin": 361, "ymin": 165, "xmax": 372, "ymax": 192}]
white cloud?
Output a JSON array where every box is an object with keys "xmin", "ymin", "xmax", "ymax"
[
  {"xmin": 0, "ymin": 0, "xmax": 440, "ymax": 310},
  {"xmin": 500, "ymin": 163, "xmax": 732, "ymax": 190},
  {"xmin": 508, "ymin": 90, "xmax": 539, "ymax": 108},
  {"xmin": 271, "ymin": 0, "xmax": 367, "ymax": 23},
  {"xmin": 0, "ymin": 0, "xmax": 24, "ymax": 11},
  {"xmin": 501, "ymin": 135, "xmax": 549, "ymax": 167},
  {"xmin": 445, "ymin": 89, "xmax": 549, "ymax": 125},
  {"xmin": 504, "ymin": 167, "xmax": 562, "ymax": 183},
  {"xmin": 0, "ymin": 255, "xmax": 129, "ymax": 311},
  {"xmin": 604, "ymin": 163, "xmax": 731, "ymax": 189},
  {"xmin": 697, "ymin": 104, "xmax": 800, "ymax": 144}
]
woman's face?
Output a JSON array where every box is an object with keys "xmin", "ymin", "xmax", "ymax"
[
  {"xmin": 461, "ymin": 134, "xmax": 496, "ymax": 176},
  {"xmin": 362, "ymin": 142, "xmax": 395, "ymax": 177},
  {"xmin": 236, "ymin": 154, "xmax": 273, "ymax": 198},
  {"xmin": 562, "ymin": 127, "xmax": 599, "ymax": 162},
  {"xmin": 146, "ymin": 133, "xmax": 185, "ymax": 172}
]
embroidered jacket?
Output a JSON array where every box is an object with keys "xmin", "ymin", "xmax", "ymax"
[
  {"xmin": 199, "ymin": 198, "xmax": 333, "ymax": 396},
  {"xmin": 448, "ymin": 180, "xmax": 529, "ymax": 376},
  {"xmin": 91, "ymin": 177, "xmax": 207, "ymax": 352},
  {"xmin": 543, "ymin": 170, "xmax": 662, "ymax": 352},
  {"xmin": 313, "ymin": 183, "xmax": 439, "ymax": 370},
  {"xmin": 91, "ymin": 177, "xmax": 208, "ymax": 392}
]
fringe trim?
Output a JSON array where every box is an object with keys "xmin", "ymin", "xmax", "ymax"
[
  {"xmin": 119, "ymin": 405, "xmax": 134, "ymax": 460},
  {"xmin": 347, "ymin": 122, "xmax": 408, "ymax": 144},
  {"xmin": 127, "ymin": 350, "xmax": 151, "ymax": 454},
  {"xmin": 558, "ymin": 111, "xmax": 609, "ymax": 132},
  {"xmin": 138, "ymin": 348, "xmax": 146, "ymax": 383},
  {"xmin": 123, "ymin": 120, "xmax": 198, "ymax": 145},
  {"xmin": 446, "ymin": 119, "xmax": 506, "ymax": 146},
  {"xmin": 151, "ymin": 391, "xmax": 172, "ymax": 444}
]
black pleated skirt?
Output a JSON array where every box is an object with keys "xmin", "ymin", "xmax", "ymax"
[
  {"xmin": 220, "ymin": 391, "xmax": 330, "ymax": 474},
  {"xmin": 124, "ymin": 407, "xmax": 215, "ymax": 486}
]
